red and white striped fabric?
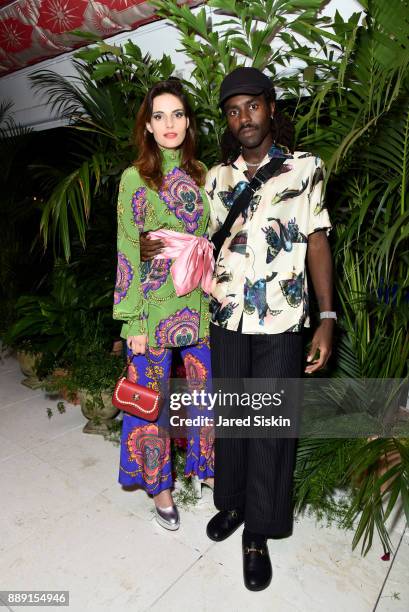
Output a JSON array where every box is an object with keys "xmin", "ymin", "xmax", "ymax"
[{"xmin": 0, "ymin": 0, "xmax": 202, "ymax": 75}]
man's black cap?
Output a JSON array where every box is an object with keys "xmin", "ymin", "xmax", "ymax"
[{"xmin": 219, "ymin": 67, "xmax": 273, "ymax": 107}]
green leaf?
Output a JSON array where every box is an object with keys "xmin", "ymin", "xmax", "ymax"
[
  {"xmin": 229, "ymin": 37, "xmax": 253, "ymax": 57},
  {"xmin": 91, "ymin": 63, "xmax": 119, "ymax": 81},
  {"xmin": 74, "ymin": 47, "xmax": 105, "ymax": 63},
  {"xmin": 70, "ymin": 30, "xmax": 104, "ymax": 42}
]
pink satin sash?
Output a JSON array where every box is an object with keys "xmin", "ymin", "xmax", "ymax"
[{"xmin": 148, "ymin": 229, "xmax": 214, "ymax": 297}]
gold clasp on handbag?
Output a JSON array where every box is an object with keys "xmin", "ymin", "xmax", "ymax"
[{"xmin": 132, "ymin": 393, "xmax": 140, "ymax": 400}]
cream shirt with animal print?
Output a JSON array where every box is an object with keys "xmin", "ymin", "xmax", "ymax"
[{"xmin": 205, "ymin": 145, "xmax": 332, "ymax": 334}]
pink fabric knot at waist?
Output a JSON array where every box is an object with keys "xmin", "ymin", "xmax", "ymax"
[{"xmin": 148, "ymin": 229, "xmax": 214, "ymax": 297}]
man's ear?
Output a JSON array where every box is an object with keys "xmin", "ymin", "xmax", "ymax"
[
  {"xmin": 146, "ymin": 122, "xmax": 153, "ymax": 134},
  {"xmin": 270, "ymin": 101, "xmax": 276, "ymax": 118}
]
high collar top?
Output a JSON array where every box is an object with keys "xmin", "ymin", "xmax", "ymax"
[{"xmin": 161, "ymin": 147, "xmax": 182, "ymax": 171}]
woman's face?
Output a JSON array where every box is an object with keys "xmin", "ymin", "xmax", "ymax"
[{"xmin": 146, "ymin": 93, "xmax": 189, "ymax": 150}]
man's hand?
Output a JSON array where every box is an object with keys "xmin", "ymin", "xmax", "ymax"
[
  {"xmin": 127, "ymin": 335, "xmax": 148, "ymax": 355},
  {"xmin": 306, "ymin": 229, "xmax": 334, "ymax": 374},
  {"xmin": 305, "ymin": 319, "xmax": 334, "ymax": 374},
  {"xmin": 140, "ymin": 232, "xmax": 164, "ymax": 261}
]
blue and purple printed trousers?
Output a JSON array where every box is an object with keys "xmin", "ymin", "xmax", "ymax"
[{"xmin": 118, "ymin": 337, "xmax": 214, "ymax": 495}]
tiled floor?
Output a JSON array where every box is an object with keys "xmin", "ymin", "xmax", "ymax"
[{"xmin": 0, "ymin": 352, "xmax": 407, "ymax": 612}]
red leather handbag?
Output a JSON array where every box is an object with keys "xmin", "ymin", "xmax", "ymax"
[{"xmin": 112, "ymin": 362, "xmax": 161, "ymax": 421}]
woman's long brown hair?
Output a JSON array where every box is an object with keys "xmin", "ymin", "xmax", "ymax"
[{"xmin": 133, "ymin": 79, "xmax": 205, "ymax": 190}]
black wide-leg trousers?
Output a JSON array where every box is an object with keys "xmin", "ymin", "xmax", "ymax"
[{"xmin": 210, "ymin": 322, "xmax": 304, "ymax": 537}]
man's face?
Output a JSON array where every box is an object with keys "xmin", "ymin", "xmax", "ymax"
[{"xmin": 224, "ymin": 93, "xmax": 275, "ymax": 149}]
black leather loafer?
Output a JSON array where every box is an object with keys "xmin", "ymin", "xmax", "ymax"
[
  {"xmin": 206, "ymin": 509, "xmax": 245, "ymax": 542},
  {"xmin": 242, "ymin": 536, "xmax": 272, "ymax": 591}
]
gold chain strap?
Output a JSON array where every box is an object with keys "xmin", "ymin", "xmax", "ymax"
[{"xmin": 124, "ymin": 343, "xmax": 165, "ymax": 391}]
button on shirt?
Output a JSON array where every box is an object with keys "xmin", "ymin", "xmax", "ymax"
[{"xmin": 206, "ymin": 146, "xmax": 332, "ymax": 334}]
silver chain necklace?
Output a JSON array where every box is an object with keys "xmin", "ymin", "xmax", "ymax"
[{"xmin": 244, "ymin": 160, "xmax": 262, "ymax": 167}]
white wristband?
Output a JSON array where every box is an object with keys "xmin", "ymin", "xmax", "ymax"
[{"xmin": 320, "ymin": 311, "xmax": 337, "ymax": 320}]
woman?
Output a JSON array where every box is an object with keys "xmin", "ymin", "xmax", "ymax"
[{"xmin": 113, "ymin": 79, "xmax": 214, "ymax": 531}]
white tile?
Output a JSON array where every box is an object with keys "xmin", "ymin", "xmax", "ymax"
[
  {"xmin": 0, "ymin": 493, "xmax": 200, "ymax": 612},
  {"xmin": 29, "ymin": 427, "xmax": 120, "ymax": 491},
  {"xmin": 180, "ymin": 516, "xmax": 397, "ymax": 612},
  {"xmin": 29, "ymin": 425, "xmax": 161, "ymax": 522},
  {"xmin": 0, "ymin": 365, "xmax": 43, "ymax": 408},
  {"xmin": 0, "ymin": 352, "xmax": 20, "ymax": 374},
  {"xmin": 0, "ymin": 393, "xmax": 84, "ymax": 449},
  {"xmin": 0, "ymin": 432, "xmax": 24, "ymax": 462},
  {"xmin": 384, "ymin": 500, "xmax": 408, "ymax": 538},
  {"xmin": 376, "ymin": 528, "xmax": 409, "ymax": 612},
  {"xmin": 28, "ymin": 422, "xmax": 218, "ymax": 546},
  {"xmin": 151, "ymin": 552, "xmax": 301, "ymax": 612},
  {"xmin": 0, "ymin": 451, "xmax": 97, "ymax": 553},
  {"xmin": 171, "ymin": 492, "xmax": 216, "ymax": 555},
  {"xmin": 101, "ymin": 482, "xmax": 155, "ymax": 524},
  {"xmin": 1, "ymin": 365, "xmax": 408, "ymax": 612}
]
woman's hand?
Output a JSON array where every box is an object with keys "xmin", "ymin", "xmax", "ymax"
[
  {"xmin": 140, "ymin": 232, "xmax": 164, "ymax": 261},
  {"xmin": 127, "ymin": 335, "xmax": 148, "ymax": 355}
]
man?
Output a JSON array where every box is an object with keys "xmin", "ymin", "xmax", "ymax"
[{"xmin": 141, "ymin": 67, "xmax": 335, "ymax": 591}]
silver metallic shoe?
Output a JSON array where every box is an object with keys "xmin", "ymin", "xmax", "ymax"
[{"xmin": 154, "ymin": 504, "xmax": 180, "ymax": 531}]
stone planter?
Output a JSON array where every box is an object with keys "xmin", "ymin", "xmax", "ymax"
[
  {"xmin": 78, "ymin": 389, "xmax": 119, "ymax": 435},
  {"xmin": 16, "ymin": 350, "xmax": 42, "ymax": 389}
]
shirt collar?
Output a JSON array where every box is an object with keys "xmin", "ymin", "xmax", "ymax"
[
  {"xmin": 233, "ymin": 143, "xmax": 289, "ymax": 176},
  {"xmin": 161, "ymin": 147, "xmax": 182, "ymax": 168}
]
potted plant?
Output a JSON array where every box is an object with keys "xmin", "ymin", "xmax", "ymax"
[
  {"xmin": 3, "ymin": 268, "xmax": 78, "ymax": 387},
  {"xmin": 60, "ymin": 351, "xmax": 124, "ymax": 435},
  {"xmin": 14, "ymin": 339, "xmax": 44, "ymax": 389},
  {"xmin": 15, "ymin": 340, "xmax": 43, "ymax": 380},
  {"xmin": 41, "ymin": 362, "xmax": 82, "ymax": 406}
]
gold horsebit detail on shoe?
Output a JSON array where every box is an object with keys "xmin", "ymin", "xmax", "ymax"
[{"xmin": 243, "ymin": 546, "xmax": 267, "ymax": 555}]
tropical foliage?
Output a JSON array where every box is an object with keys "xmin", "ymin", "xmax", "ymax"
[
  {"xmin": 30, "ymin": 44, "xmax": 175, "ymax": 260},
  {"xmin": 152, "ymin": 0, "xmax": 409, "ymax": 555},
  {"xmin": 4, "ymin": 260, "xmax": 114, "ymax": 356},
  {"xmin": 1, "ymin": 0, "xmax": 408, "ymax": 554},
  {"xmin": 299, "ymin": 0, "xmax": 409, "ymax": 380},
  {"xmin": 296, "ymin": 0, "xmax": 409, "ymax": 553},
  {"xmin": 0, "ymin": 102, "xmax": 44, "ymax": 335}
]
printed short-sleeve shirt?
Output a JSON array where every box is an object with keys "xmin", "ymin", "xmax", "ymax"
[{"xmin": 206, "ymin": 145, "xmax": 332, "ymax": 334}]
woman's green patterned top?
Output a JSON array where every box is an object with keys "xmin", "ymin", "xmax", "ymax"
[{"xmin": 113, "ymin": 148, "xmax": 210, "ymax": 348}]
